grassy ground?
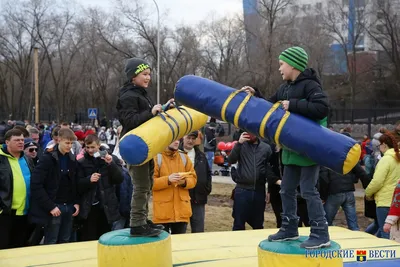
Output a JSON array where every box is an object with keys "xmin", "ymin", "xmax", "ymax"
[{"xmin": 151, "ymin": 183, "xmax": 372, "ymax": 233}]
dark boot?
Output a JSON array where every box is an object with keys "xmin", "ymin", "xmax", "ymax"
[
  {"xmin": 130, "ymin": 224, "xmax": 162, "ymax": 237},
  {"xmin": 147, "ymin": 220, "xmax": 165, "ymax": 230},
  {"xmin": 300, "ymin": 220, "xmax": 331, "ymax": 249},
  {"xmin": 268, "ymin": 216, "xmax": 299, "ymax": 242}
]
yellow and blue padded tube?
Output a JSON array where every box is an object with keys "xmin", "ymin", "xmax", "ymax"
[
  {"xmin": 265, "ymin": 103, "xmax": 360, "ymax": 174},
  {"xmin": 174, "ymin": 75, "xmax": 360, "ymax": 175},
  {"xmin": 97, "ymin": 229, "xmax": 172, "ymax": 267},
  {"xmin": 119, "ymin": 106, "xmax": 208, "ymax": 166},
  {"xmin": 258, "ymin": 237, "xmax": 343, "ymax": 267}
]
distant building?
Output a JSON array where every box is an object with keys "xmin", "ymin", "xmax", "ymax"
[
  {"xmin": 243, "ymin": 0, "xmax": 260, "ymax": 62},
  {"xmin": 242, "ymin": 0, "xmax": 392, "ymax": 75}
]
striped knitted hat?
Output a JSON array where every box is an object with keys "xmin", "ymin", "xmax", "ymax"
[{"xmin": 279, "ymin": 47, "xmax": 308, "ymax": 72}]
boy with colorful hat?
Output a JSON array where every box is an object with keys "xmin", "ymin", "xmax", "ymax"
[
  {"xmin": 266, "ymin": 46, "xmax": 330, "ymax": 249},
  {"xmin": 117, "ymin": 58, "xmax": 174, "ymax": 237}
]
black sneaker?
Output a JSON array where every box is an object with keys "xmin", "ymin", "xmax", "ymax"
[
  {"xmin": 147, "ymin": 220, "xmax": 165, "ymax": 230},
  {"xmin": 130, "ymin": 224, "xmax": 162, "ymax": 237}
]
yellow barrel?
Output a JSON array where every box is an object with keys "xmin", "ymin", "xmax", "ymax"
[
  {"xmin": 258, "ymin": 237, "xmax": 343, "ymax": 267},
  {"xmin": 98, "ymin": 229, "xmax": 172, "ymax": 267}
]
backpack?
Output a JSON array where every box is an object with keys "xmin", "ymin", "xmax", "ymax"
[{"xmin": 156, "ymin": 152, "xmax": 187, "ymax": 169}]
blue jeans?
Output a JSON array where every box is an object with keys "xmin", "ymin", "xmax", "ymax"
[
  {"xmin": 232, "ymin": 188, "xmax": 266, "ymax": 230},
  {"xmin": 324, "ymin": 192, "xmax": 359, "ymax": 230},
  {"xmin": 44, "ymin": 203, "xmax": 74, "ymax": 245},
  {"xmin": 205, "ymin": 151, "xmax": 214, "ymax": 170},
  {"xmin": 365, "ymin": 218, "xmax": 380, "ymax": 237},
  {"xmin": 112, "ymin": 218, "xmax": 126, "ymax": 230},
  {"xmin": 280, "ymin": 165, "xmax": 326, "ymax": 223},
  {"xmin": 376, "ymin": 207, "xmax": 390, "ymax": 239}
]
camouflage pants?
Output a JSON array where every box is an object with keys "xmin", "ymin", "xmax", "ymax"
[{"xmin": 128, "ymin": 160, "xmax": 154, "ymax": 227}]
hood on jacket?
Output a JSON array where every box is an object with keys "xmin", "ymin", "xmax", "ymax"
[
  {"xmin": 163, "ymin": 148, "xmax": 184, "ymax": 158},
  {"xmin": 384, "ymin": 148, "xmax": 400, "ymax": 160},
  {"xmin": 372, "ymin": 133, "xmax": 383, "ymax": 153},
  {"xmin": 0, "ymin": 146, "xmax": 24, "ymax": 159},
  {"xmin": 291, "ymin": 68, "xmax": 321, "ymax": 85},
  {"xmin": 373, "ymin": 132, "xmax": 383, "ymax": 141}
]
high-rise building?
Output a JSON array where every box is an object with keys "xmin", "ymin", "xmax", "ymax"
[{"xmin": 242, "ymin": 0, "xmax": 260, "ymax": 61}]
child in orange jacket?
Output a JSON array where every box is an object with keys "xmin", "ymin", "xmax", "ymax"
[{"xmin": 152, "ymin": 140, "xmax": 197, "ymax": 234}]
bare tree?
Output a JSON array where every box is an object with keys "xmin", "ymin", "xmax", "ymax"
[
  {"xmin": 319, "ymin": 0, "xmax": 368, "ymax": 117},
  {"xmin": 0, "ymin": 64, "xmax": 12, "ymax": 116},
  {"xmin": 158, "ymin": 26, "xmax": 203, "ymax": 101},
  {"xmin": 79, "ymin": 10, "xmax": 126, "ymax": 118},
  {"xmin": 366, "ymin": 0, "xmax": 400, "ymax": 86},
  {"xmin": 295, "ymin": 15, "xmax": 332, "ymax": 84},
  {"xmin": 254, "ymin": 0, "xmax": 294, "ymax": 95},
  {"xmin": 0, "ymin": 1, "xmax": 37, "ymax": 119},
  {"xmin": 201, "ymin": 16, "xmax": 247, "ymax": 88},
  {"xmin": 19, "ymin": 0, "xmax": 86, "ymax": 121}
]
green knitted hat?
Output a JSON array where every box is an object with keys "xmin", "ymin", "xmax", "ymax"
[{"xmin": 279, "ymin": 46, "xmax": 308, "ymax": 72}]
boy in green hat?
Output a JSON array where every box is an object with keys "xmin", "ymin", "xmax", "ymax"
[{"xmin": 266, "ymin": 46, "xmax": 330, "ymax": 249}]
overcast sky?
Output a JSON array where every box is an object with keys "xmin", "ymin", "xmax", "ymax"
[
  {"xmin": 0, "ymin": 0, "xmax": 243, "ymax": 27},
  {"xmin": 81, "ymin": 0, "xmax": 243, "ymax": 27}
]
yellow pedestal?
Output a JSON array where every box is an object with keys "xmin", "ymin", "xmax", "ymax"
[
  {"xmin": 97, "ymin": 229, "xmax": 172, "ymax": 267},
  {"xmin": 258, "ymin": 237, "xmax": 343, "ymax": 267}
]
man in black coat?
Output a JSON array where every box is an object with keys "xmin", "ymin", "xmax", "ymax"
[
  {"xmin": 180, "ymin": 131, "xmax": 212, "ymax": 233},
  {"xmin": 30, "ymin": 128, "xmax": 80, "ymax": 245},
  {"xmin": 228, "ymin": 132, "xmax": 278, "ymax": 230},
  {"xmin": 77, "ymin": 134, "xmax": 124, "ymax": 241}
]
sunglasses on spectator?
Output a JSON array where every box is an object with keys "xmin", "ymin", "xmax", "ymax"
[{"xmin": 29, "ymin": 148, "xmax": 38, "ymax": 152}]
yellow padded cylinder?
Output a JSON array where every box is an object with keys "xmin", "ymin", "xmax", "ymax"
[
  {"xmin": 97, "ymin": 229, "xmax": 172, "ymax": 267},
  {"xmin": 258, "ymin": 237, "xmax": 343, "ymax": 267},
  {"xmin": 119, "ymin": 106, "xmax": 208, "ymax": 166}
]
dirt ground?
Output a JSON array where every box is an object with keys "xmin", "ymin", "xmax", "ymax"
[
  {"xmin": 198, "ymin": 183, "xmax": 373, "ymax": 232},
  {"xmin": 149, "ymin": 183, "xmax": 373, "ymax": 233}
]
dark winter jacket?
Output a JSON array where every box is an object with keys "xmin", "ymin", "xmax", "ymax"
[
  {"xmin": 319, "ymin": 163, "xmax": 370, "ymax": 201},
  {"xmin": 29, "ymin": 145, "xmax": 79, "ymax": 226},
  {"xmin": 116, "ymin": 167, "xmax": 133, "ymax": 219},
  {"xmin": 203, "ymin": 126, "xmax": 216, "ymax": 152},
  {"xmin": 77, "ymin": 153, "xmax": 124, "ymax": 224},
  {"xmin": 116, "ymin": 83, "xmax": 155, "ymax": 137},
  {"xmin": 179, "ymin": 144, "xmax": 212, "ymax": 204},
  {"xmin": 228, "ymin": 140, "xmax": 277, "ymax": 191},
  {"xmin": 268, "ymin": 68, "xmax": 329, "ymax": 166},
  {"xmin": 265, "ymin": 143, "xmax": 283, "ymax": 196}
]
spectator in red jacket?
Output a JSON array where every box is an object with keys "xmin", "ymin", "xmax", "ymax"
[{"xmin": 361, "ymin": 134, "xmax": 371, "ymax": 161}]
